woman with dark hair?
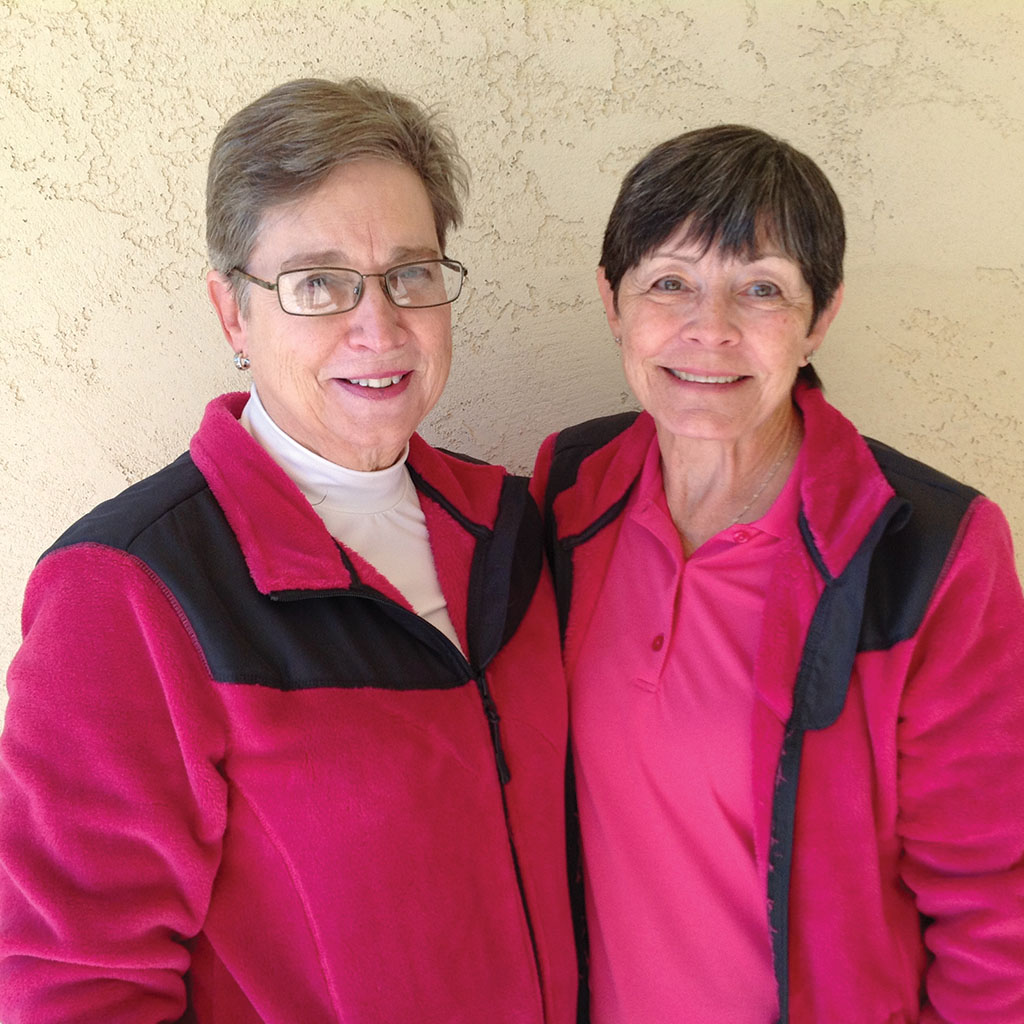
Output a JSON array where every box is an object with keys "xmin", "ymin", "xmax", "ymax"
[
  {"xmin": 0, "ymin": 79, "xmax": 576, "ymax": 1024},
  {"xmin": 535, "ymin": 125, "xmax": 1024, "ymax": 1022}
]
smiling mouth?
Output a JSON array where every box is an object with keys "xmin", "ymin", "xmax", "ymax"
[
  {"xmin": 342, "ymin": 374, "xmax": 408, "ymax": 389},
  {"xmin": 667, "ymin": 369, "xmax": 744, "ymax": 384}
]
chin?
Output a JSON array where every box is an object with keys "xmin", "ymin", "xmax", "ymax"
[{"xmin": 654, "ymin": 411, "xmax": 742, "ymax": 442}]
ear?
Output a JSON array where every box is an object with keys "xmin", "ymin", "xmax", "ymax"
[
  {"xmin": 803, "ymin": 282, "xmax": 844, "ymax": 362},
  {"xmin": 596, "ymin": 267, "xmax": 623, "ymax": 340},
  {"xmin": 207, "ymin": 270, "xmax": 248, "ymax": 354}
]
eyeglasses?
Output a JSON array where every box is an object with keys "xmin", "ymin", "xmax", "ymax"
[{"xmin": 230, "ymin": 258, "xmax": 468, "ymax": 317}]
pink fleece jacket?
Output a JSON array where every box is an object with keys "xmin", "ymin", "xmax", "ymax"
[
  {"xmin": 534, "ymin": 383, "xmax": 1024, "ymax": 1024},
  {"xmin": 0, "ymin": 392, "xmax": 577, "ymax": 1024}
]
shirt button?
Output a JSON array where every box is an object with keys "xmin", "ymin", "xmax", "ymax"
[
  {"xmin": 733, "ymin": 530, "xmax": 751, "ymax": 543},
  {"xmin": 651, "ymin": 634, "xmax": 665, "ymax": 651}
]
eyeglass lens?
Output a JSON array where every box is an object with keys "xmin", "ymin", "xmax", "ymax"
[{"xmin": 278, "ymin": 260, "xmax": 464, "ymax": 315}]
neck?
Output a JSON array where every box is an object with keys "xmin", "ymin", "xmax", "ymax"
[
  {"xmin": 659, "ymin": 408, "xmax": 802, "ymax": 555},
  {"xmin": 240, "ymin": 386, "xmax": 411, "ymax": 510}
]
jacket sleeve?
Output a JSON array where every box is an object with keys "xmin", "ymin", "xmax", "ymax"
[
  {"xmin": 0, "ymin": 543, "xmax": 228, "ymax": 1023},
  {"xmin": 895, "ymin": 497, "xmax": 1024, "ymax": 1023}
]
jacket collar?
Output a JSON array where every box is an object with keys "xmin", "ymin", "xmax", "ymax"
[
  {"xmin": 792, "ymin": 382, "xmax": 895, "ymax": 580},
  {"xmin": 554, "ymin": 384, "xmax": 896, "ymax": 583},
  {"xmin": 550, "ymin": 412, "xmax": 656, "ymax": 540},
  {"xmin": 189, "ymin": 393, "xmax": 506, "ymax": 599},
  {"xmin": 190, "ymin": 393, "xmax": 354, "ymax": 594},
  {"xmin": 752, "ymin": 384, "xmax": 897, "ymax": 728}
]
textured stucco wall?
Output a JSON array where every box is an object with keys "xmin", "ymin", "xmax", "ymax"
[{"xmin": 2, "ymin": 0, "xmax": 1022, "ymax": 704}]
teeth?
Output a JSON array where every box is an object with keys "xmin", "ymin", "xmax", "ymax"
[
  {"xmin": 668, "ymin": 370, "xmax": 742, "ymax": 384},
  {"xmin": 348, "ymin": 375, "xmax": 405, "ymax": 388}
]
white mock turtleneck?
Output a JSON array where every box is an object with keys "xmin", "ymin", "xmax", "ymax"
[{"xmin": 240, "ymin": 386, "xmax": 462, "ymax": 653}]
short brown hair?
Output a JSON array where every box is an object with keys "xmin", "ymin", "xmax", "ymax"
[
  {"xmin": 600, "ymin": 124, "xmax": 845, "ymax": 334},
  {"xmin": 206, "ymin": 77, "xmax": 469, "ymax": 301}
]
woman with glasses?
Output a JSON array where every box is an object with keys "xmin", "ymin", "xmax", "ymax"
[{"xmin": 0, "ymin": 79, "xmax": 576, "ymax": 1024}]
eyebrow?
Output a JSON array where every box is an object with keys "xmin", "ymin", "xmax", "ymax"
[{"xmin": 278, "ymin": 245, "xmax": 441, "ymax": 272}]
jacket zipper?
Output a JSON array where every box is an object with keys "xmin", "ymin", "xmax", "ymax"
[
  {"xmin": 273, "ymin": 584, "xmax": 514, "ymax": 784},
  {"xmin": 475, "ymin": 672, "xmax": 511, "ymax": 784},
  {"xmin": 474, "ymin": 669, "xmax": 542, "ymax": 1008},
  {"xmin": 271, "ymin": 584, "xmax": 545, "ymax": 1003}
]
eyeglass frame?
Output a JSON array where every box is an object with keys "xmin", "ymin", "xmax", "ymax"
[{"xmin": 228, "ymin": 258, "xmax": 468, "ymax": 317}]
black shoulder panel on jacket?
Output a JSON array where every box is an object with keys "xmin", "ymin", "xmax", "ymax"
[
  {"xmin": 43, "ymin": 451, "xmax": 204, "ymax": 557},
  {"xmin": 42, "ymin": 454, "xmax": 472, "ymax": 690},
  {"xmin": 471, "ymin": 474, "xmax": 544, "ymax": 666},
  {"xmin": 544, "ymin": 412, "xmax": 640, "ymax": 507},
  {"xmin": 434, "ymin": 446, "xmax": 489, "ymax": 466},
  {"xmin": 858, "ymin": 438, "xmax": 980, "ymax": 652},
  {"xmin": 543, "ymin": 412, "xmax": 639, "ymax": 642},
  {"xmin": 410, "ymin": 468, "xmax": 543, "ymax": 671}
]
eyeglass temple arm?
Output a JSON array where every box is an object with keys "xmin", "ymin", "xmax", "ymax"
[{"xmin": 230, "ymin": 268, "xmax": 277, "ymax": 291}]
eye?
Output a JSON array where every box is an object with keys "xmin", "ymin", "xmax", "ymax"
[
  {"xmin": 302, "ymin": 274, "xmax": 328, "ymax": 291},
  {"xmin": 394, "ymin": 263, "xmax": 433, "ymax": 282},
  {"xmin": 745, "ymin": 281, "xmax": 781, "ymax": 298},
  {"xmin": 275, "ymin": 268, "xmax": 367, "ymax": 314},
  {"xmin": 387, "ymin": 262, "xmax": 446, "ymax": 305},
  {"xmin": 297, "ymin": 271, "xmax": 342, "ymax": 294},
  {"xmin": 651, "ymin": 276, "xmax": 687, "ymax": 293}
]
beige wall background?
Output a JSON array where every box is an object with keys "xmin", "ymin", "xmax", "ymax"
[{"xmin": 2, "ymin": 0, "xmax": 1022, "ymax": 710}]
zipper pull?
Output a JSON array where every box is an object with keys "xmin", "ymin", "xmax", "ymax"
[{"xmin": 476, "ymin": 676, "xmax": 512, "ymax": 785}]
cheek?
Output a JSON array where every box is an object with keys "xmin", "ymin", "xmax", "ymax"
[
  {"xmin": 619, "ymin": 341, "xmax": 653, "ymax": 394},
  {"xmin": 426, "ymin": 318, "xmax": 453, "ymax": 374},
  {"xmin": 429, "ymin": 346, "xmax": 452, "ymax": 396},
  {"xmin": 619, "ymin": 303, "xmax": 674, "ymax": 348},
  {"xmin": 619, "ymin": 319, "xmax": 662, "ymax": 361},
  {"xmin": 744, "ymin": 317, "xmax": 809, "ymax": 368},
  {"xmin": 269, "ymin": 343, "xmax": 314, "ymax": 381},
  {"xmin": 257, "ymin": 339, "xmax": 329, "ymax": 398}
]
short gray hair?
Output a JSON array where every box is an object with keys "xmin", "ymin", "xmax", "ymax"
[{"xmin": 206, "ymin": 77, "xmax": 469, "ymax": 302}]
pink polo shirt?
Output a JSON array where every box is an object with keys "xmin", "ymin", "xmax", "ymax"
[{"xmin": 571, "ymin": 433, "xmax": 803, "ymax": 1023}]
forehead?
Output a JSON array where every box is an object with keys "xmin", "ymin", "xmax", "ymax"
[
  {"xmin": 251, "ymin": 160, "xmax": 439, "ymax": 268},
  {"xmin": 648, "ymin": 216, "xmax": 799, "ymax": 265},
  {"xmin": 639, "ymin": 230, "xmax": 805, "ymax": 283}
]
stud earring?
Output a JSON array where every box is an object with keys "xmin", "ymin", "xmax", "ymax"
[{"xmin": 233, "ymin": 352, "xmax": 251, "ymax": 371}]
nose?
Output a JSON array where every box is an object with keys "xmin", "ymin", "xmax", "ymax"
[
  {"xmin": 685, "ymin": 290, "xmax": 738, "ymax": 346},
  {"xmin": 345, "ymin": 274, "xmax": 405, "ymax": 351}
]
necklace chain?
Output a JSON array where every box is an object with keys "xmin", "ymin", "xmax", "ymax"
[{"xmin": 725, "ymin": 433, "xmax": 798, "ymax": 529}]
